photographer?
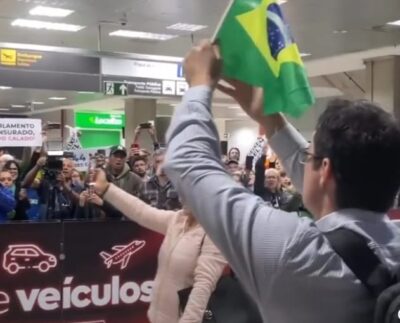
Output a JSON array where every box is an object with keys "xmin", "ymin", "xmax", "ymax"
[{"xmin": 22, "ymin": 156, "xmax": 83, "ymax": 220}]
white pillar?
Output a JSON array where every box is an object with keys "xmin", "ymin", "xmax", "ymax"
[
  {"xmin": 365, "ymin": 56, "xmax": 400, "ymax": 121},
  {"xmin": 124, "ymin": 98, "xmax": 157, "ymax": 151}
]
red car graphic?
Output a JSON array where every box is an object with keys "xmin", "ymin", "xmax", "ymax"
[
  {"xmin": 3, "ymin": 244, "xmax": 58, "ymax": 275},
  {"xmin": 100, "ymin": 240, "xmax": 146, "ymax": 270}
]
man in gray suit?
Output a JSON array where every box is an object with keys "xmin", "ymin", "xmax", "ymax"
[{"xmin": 164, "ymin": 41, "xmax": 400, "ymax": 323}]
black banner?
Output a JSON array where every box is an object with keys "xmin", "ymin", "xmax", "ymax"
[{"xmin": 0, "ymin": 220, "xmax": 163, "ymax": 323}]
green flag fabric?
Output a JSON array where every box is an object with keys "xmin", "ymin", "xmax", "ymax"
[{"xmin": 217, "ymin": 0, "xmax": 315, "ymax": 117}]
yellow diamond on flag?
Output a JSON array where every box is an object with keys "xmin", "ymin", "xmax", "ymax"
[{"xmin": 236, "ymin": 0, "xmax": 303, "ymax": 78}]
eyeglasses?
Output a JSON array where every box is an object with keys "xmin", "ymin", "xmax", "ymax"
[{"xmin": 299, "ymin": 149, "xmax": 323, "ymax": 165}]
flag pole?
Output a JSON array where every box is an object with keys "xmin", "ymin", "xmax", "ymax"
[{"xmin": 212, "ymin": 0, "xmax": 235, "ymax": 41}]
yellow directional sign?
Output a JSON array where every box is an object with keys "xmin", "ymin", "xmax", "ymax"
[{"xmin": 0, "ymin": 49, "xmax": 17, "ymax": 66}]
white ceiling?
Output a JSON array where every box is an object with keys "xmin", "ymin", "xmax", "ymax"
[
  {"xmin": 0, "ymin": 0, "xmax": 399, "ymax": 59},
  {"xmin": 0, "ymin": 0, "xmax": 399, "ymax": 118}
]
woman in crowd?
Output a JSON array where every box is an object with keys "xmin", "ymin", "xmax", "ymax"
[
  {"xmin": 93, "ymin": 168, "xmax": 227, "ymax": 323},
  {"xmin": 0, "ymin": 154, "xmax": 14, "ymax": 171},
  {"xmin": 3, "ymin": 160, "xmax": 30, "ymax": 220},
  {"xmin": 4, "ymin": 160, "xmax": 20, "ymax": 187},
  {"xmin": 227, "ymin": 147, "xmax": 240, "ymax": 162},
  {"xmin": 0, "ymin": 169, "xmax": 16, "ymax": 222}
]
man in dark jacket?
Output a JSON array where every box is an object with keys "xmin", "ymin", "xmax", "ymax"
[{"xmin": 103, "ymin": 145, "xmax": 144, "ymax": 218}]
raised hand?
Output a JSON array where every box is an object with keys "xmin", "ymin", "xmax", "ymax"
[{"xmin": 184, "ymin": 40, "xmax": 222, "ymax": 88}]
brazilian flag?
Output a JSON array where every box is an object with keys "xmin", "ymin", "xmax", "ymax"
[{"xmin": 217, "ymin": 0, "xmax": 315, "ymax": 117}]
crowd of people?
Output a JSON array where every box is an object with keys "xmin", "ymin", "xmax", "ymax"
[{"xmin": 0, "ymin": 120, "xmax": 310, "ymax": 223}]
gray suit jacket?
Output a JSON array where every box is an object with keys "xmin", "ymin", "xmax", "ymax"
[{"xmin": 165, "ymin": 86, "xmax": 400, "ymax": 323}]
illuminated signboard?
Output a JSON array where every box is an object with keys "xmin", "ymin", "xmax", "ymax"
[{"xmin": 75, "ymin": 112, "xmax": 125, "ymax": 130}]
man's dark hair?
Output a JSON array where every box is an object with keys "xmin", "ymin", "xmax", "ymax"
[
  {"xmin": 226, "ymin": 159, "xmax": 239, "ymax": 166},
  {"xmin": 314, "ymin": 99, "xmax": 400, "ymax": 212},
  {"xmin": 132, "ymin": 156, "xmax": 148, "ymax": 166}
]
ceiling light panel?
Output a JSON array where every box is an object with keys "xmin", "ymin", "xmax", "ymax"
[
  {"xmin": 387, "ymin": 20, "xmax": 400, "ymax": 26},
  {"xmin": 166, "ymin": 23, "xmax": 208, "ymax": 32},
  {"xmin": 11, "ymin": 105, "xmax": 26, "ymax": 108},
  {"xmin": 0, "ymin": 86, "xmax": 12, "ymax": 90},
  {"xmin": 48, "ymin": 97, "xmax": 67, "ymax": 101},
  {"xmin": 29, "ymin": 6, "xmax": 74, "ymax": 18},
  {"xmin": 11, "ymin": 19, "xmax": 85, "ymax": 32},
  {"xmin": 109, "ymin": 30, "xmax": 177, "ymax": 41}
]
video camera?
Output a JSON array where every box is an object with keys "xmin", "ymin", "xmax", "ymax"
[{"xmin": 44, "ymin": 151, "xmax": 74, "ymax": 183}]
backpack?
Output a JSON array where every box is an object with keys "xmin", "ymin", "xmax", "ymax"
[{"xmin": 325, "ymin": 228, "xmax": 400, "ymax": 323}]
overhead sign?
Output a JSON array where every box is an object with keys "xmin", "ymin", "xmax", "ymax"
[
  {"xmin": 102, "ymin": 77, "xmax": 189, "ymax": 97},
  {"xmin": 0, "ymin": 48, "xmax": 43, "ymax": 68},
  {"xmin": 0, "ymin": 118, "xmax": 42, "ymax": 147},
  {"xmin": 0, "ymin": 48, "xmax": 100, "ymax": 92},
  {"xmin": 0, "ymin": 48, "xmax": 100, "ymax": 74},
  {"xmin": 104, "ymin": 81, "xmax": 128, "ymax": 96},
  {"xmin": 75, "ymin": 112, "xmax": 125, "ymax": 129},
  {"xmin": 0, "ymin": 221, "xmax": 163, "ymax": 322},
  {"xmin": 101, "ymin": 58, "xmax": 185, "ymax": 81}
]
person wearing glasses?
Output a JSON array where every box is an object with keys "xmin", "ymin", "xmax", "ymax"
[{"xmin": 163, "ymin": 41, "xmax": 400, "ymax": 323}]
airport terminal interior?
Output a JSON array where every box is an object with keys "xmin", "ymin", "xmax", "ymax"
[{"xmin": 0, "ymin": 0, "xmax": 400, "ymax": 322}]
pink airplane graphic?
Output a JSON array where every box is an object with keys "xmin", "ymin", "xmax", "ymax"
[{"xmin": 100, "ymin": 240, "xmax": 146, "ymax": 270}]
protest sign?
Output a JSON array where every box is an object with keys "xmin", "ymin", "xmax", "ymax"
[
  {"xmin": 0, "ymin": 119, "xmax": 42, "ymax": 147},
  {"xmin": 69, "ymin": 147, "xmax": 110, "ymax": 172}
]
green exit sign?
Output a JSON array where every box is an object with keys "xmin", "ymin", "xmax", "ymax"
[
  {"xmin": 75, "ymin": 112, "xmax": 125, "ymax": 129},
  {"xmin": 104, "ymin": 81, "xmax": 128, "ymax": 96}
]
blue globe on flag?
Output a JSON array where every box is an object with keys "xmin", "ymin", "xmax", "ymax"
[{"xmin": 267, "ymin": 3, "xmax": 294, "ymax": 60}]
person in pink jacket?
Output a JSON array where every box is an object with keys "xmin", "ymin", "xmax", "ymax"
[{"xmin": 93, "ymin": 169, "xmax": 227, "ymax": 323}]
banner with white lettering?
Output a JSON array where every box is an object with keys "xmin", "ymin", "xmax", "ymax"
[
  {"xmin": 0, "ymin": 119, "xmax": 42, "ymax": 147},
  {"xmin": 0, "ymin": 221, "xmax": 163, "ymax": 323}
]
